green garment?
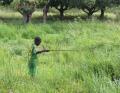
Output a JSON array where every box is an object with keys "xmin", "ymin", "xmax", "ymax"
[{"xmin": 28, "ymin": 44, "xmax": 38, "ymax": 77}]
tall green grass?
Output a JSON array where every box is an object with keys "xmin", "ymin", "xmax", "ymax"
[{"xmin": 0, "ymin": 14, "xmax": 120, "ymax": 93}]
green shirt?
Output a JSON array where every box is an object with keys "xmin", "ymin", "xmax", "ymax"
[{"xmin": 29, "ymin": 44, "xmax": 38, "ymax": 67}]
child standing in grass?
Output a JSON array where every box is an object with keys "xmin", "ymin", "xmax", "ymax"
[{"xmin": 28, "ymin": 36, "xmax": 49, "ymax": 77}]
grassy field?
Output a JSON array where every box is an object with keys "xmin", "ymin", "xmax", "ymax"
[{"xmin": 0, "ymin": 9, "xmax": 120, "ymax": 93}]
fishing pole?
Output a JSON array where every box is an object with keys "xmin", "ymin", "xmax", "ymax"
[
  {"xmin": 36, "ymin": 49, "xmax": 81, "ymax": 54},
  {"xmin": 47, "ymin": 49, "xmax": 80, "ymax": 52}
]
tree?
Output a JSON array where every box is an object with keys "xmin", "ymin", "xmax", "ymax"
[
  {"xmin": 112, "ymin": 0, "xmax": 120, "ymax": 5},
  {"xmin": 69, "ymin": 0, "xmax": 102, "ymax": 18},
  {"xmin": 95, "ymin": 0, "xmax": 112, "ymax": 18},
  {"xmin": 37, "ymin": 0, "xmax": 47, "ymax": 8},
  {"xmin": 41, "ymin": 0, "xmax": 120, "ymax": 22},
  {"xmin": 81, "ymin": 0, "xmax": 99, "ymax": 18},
  {"xmin": 43, "ymin": 0, "xmax": 69, "ymax": 22},
  {"xmin": 0, "ymin": 0, "xmax": 13, "ymax": 5},
  {"xmin": 17, "ymin": 0, "xmax": 36, "ymax": 23},
  {"xmin": 69, "ymin": 0, "xmax": 113, "ymax": 18}
]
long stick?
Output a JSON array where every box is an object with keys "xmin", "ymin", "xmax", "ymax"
[{"xmin": 48, "ymin": 49, "xmax": 80, "ymax": 52}]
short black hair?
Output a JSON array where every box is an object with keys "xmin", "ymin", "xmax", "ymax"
[{"xmin": 34, "ymin": 36, "xmax": 41, "ymax": 46}]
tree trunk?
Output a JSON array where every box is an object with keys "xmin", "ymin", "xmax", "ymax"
[
  {"xmin": 43, "ymin": 11, "xmax": 47, "ymax": 23},
  {"xmin": 60, "ymin": 10, "xmax": 64, "ymax": 20},
  {"xmin": 23, "ymin": 14, "xmax": 31, "ymax": 23},
  {"xmin": 88, "ymin": 12, "xmax": 93, "ymax": 19},
  {"xmin": 100, "ymin": 9, "xmax": 105, "ymax": 18},
  {"xmin": 43, "ymin": 5, "xmax": 49, "ymax": 23}
]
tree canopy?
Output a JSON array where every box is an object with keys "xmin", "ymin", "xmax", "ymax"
[
  {"xmin": 1, "ymin": 0, "xmax": 120, "ymax": 23},
  {"xmin": 0, "ymin": 0, "xmax": 13, "ymax": 5}
]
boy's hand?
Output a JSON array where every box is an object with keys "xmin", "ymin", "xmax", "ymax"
[
  {"xmin": 44, "ymin": 49, "xmax": 50, "ymax": 52},
  {"xmin": 36, "ymin": 49, "xmax": 49, "ymax": 54}
]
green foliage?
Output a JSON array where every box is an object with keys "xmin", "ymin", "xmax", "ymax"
[
  {"xmin": 16, "ymin": 0, "xmax": 36, "ymax": 23},
  {"xmin": 37, "ymin": 0, "xmax": 48, "ymax": 8},
  {"xmin": 0, "ymin": 0, "xmax": 13, "ymax": 5},
  {"xmin": 17, "ymin": 0, "xmax": 36, "ymax": 15}
]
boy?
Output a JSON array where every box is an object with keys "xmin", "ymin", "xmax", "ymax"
[{"xmin": 28, "ymin": 36, "xmax": 49, "ymax": 77}]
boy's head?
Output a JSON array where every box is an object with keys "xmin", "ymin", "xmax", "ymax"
[{"xmin": 34, "ymin": 36, "xmax": 41, "ymax": 46}]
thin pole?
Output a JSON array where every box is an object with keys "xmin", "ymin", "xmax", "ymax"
[{"xmin": 48, "ymin": 49, "xmax": 80, "ymax": 52}]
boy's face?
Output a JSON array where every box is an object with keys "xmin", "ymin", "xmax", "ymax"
[{"xmin": 34, "ymin": 37, "xmax": 41, "ymax": 46}]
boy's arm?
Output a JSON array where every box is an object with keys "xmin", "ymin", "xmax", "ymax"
[{"xmin": 36, "ymin": 49, "xmax": 50, "ymax": 54}]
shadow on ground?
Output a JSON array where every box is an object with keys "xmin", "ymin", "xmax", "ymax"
[{"xmin": 0, "ymin": 14, "xmax": 118, "ymax": 25}]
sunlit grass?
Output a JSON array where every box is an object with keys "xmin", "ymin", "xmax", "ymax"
[{"xmin": 0, "ymin": 9, "xmax": 120, "ymax": 93}]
